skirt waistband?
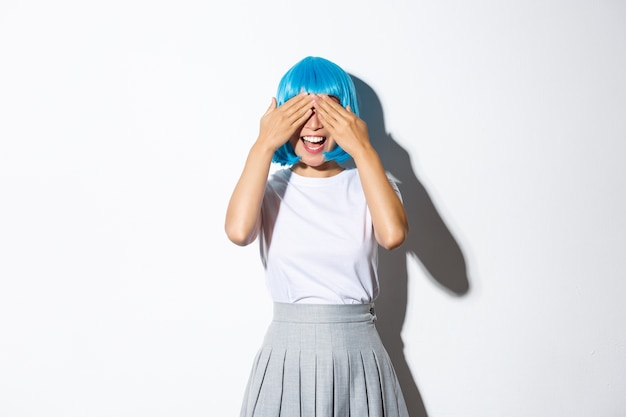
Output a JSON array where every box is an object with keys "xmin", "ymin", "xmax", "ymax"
[{"xmin": 272, "ymin": 302, "xmax": 376, "ymax": 323}]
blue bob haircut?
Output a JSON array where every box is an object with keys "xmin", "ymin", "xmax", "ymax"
[{"xmin": 272, "ymin": 56, "xmax": 360, "ymax": 166}]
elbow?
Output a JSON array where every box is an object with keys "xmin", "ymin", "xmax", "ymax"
[
  {"xmin": 225, "ymin": 225, "xmax": 256, "ymax": 247},
  {"xmin": 377, "ymin": 225, "xmax": 408, "ymax": 251},
  {"xmin": 224, "ymin": 213, "xmax": 260, "ymax": 246},
  {"xmin": 379, "ymin": 235, "xmax": 406, "ymax": 251}
]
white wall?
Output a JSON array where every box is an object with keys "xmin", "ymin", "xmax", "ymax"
[{"xmin": 1, "ymin": 1, "xmax": 625, "ymax": 416}]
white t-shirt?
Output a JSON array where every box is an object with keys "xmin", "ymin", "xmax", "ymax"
[{"xmin": 259, "ymin": 168, "xmax": 399, "ymax": 304}]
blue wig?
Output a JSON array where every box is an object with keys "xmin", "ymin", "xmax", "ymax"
[{"xmin": 272, "ymin": 56, "xmax": 360, "ymax": 166}]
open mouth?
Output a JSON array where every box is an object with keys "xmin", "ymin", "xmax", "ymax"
[{"xmin": 301, "ymin": 136, "xmax": 326, "ymax": 153}]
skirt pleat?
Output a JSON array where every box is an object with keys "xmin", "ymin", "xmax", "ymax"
[
  {"xmin": 241, "ymin": 347, "xmax": 272, "ymax": 416},
  {"xmin": 257, "ymin": 348, "xmax": 286, "ymax": 416},
  {"xmin": 281, "ymin": 349, "xmax": 301, "ymax": 416},
  {"xmin": 348, "ymin": 350, "xmax": 368, "ymax": 416},
  {"xmin": 332, "ymin": 350, "xmax": 349, "ymax": 417},
  {"xmin": 300, "ymin": 349, "xmax": 316, "ymax": 417},
  {"xmin": 361, "ymin": 350, "xmax": 384, "ymax": 417},
  {"xmin": 316, "ymin": 350, "xmax": 333, "ymax": 416},
  {"xmin": 240, "ymin": 302, "xmax": 409, "ymax": 417}
]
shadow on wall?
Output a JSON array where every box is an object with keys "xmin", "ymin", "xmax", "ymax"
[{"xmin": 349, "ymin": 75, "xmax": 471, "ymax": 417}]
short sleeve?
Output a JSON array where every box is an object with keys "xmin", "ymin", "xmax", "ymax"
[{"xmin": 385, "ymin": 172, "xmax": 403, "ymax": 203}]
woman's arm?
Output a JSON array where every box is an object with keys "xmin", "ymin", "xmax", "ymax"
[
  {"xmin": 351, "ymin": 146, "xmax": 408, "ymax": 250},
  {"xmin": 312, "ymin": 95, "xmax": 408, "ymax": 250},
  {"xmin": 224, "ymin": 141, "xmax": 275, "ymax": 246},
  {"xmin": 225, "ymin": 93, "xmax": 314, "ymax": 246}
]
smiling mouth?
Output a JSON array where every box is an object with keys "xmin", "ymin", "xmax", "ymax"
[
  {"xmin": 302, "ymin": 136, "xmax": 326, "ymax": 144},
  {"xmin": 301, "ymin": 136, "xmax": 327, "ymax": 153}
]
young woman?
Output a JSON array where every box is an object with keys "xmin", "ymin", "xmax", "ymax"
[{"xmin": 225, "ymin": 56, "xmax": 410, "ymax": 417}]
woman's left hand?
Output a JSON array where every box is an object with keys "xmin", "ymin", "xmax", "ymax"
[{"xmin": 312, "ymin": 95, "xmax": 371, "ymax": 158}]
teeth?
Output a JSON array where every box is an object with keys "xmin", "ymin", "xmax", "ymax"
[{"xmin": 302, "ymin": 136, "xmax": 325, "ymax": 143}]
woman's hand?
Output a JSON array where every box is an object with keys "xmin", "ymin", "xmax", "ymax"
[
  {"xmin": 257, "ymin": 92, "xmax": 314, "ymax": 151},
  {"xmin": 311, "ymin": 94, "xmax": 371, "ymax": 157}
]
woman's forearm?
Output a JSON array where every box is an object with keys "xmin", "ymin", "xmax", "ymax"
[{"xmin": 352, "ymin": 145, "xmax": 408, "ymax": 250}]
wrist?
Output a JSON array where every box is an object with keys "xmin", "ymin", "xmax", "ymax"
[
  {"xmin": 252, "ymin": 138, "xmax": 279, "ymax": 156},
  {"xmin": 349, "ymin": 142, "xmax": 377, "ymax": 164}
]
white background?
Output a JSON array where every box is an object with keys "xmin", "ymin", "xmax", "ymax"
[{"xmin": 1, "ymin": 1, "xmax": 625, "ymax": 416}]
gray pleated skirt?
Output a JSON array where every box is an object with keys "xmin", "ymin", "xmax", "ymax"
[{"xmin": 240, "ymin": 302, "xmax": 409, "ymax": 417}]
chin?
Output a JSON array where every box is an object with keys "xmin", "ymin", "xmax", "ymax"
[{"xmin": 299, "ymin": 156, "xmax": 326, "ymax": 167}]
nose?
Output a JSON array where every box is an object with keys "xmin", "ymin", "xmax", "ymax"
[{"xmin": 306, "ymin": 110, "xmax": 322, "ymax": 129}]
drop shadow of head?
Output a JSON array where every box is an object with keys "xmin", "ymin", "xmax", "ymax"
[{"xmin": 348, "ymin": 74, "xmax": 471, "ymax": 417}]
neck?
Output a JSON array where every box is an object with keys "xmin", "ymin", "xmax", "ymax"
[{"xmin": 290, "ymin": 161, "xmax": 344, "ymax": 178}]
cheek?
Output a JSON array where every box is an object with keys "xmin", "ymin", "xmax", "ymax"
[{"xmin": 288, "ymin": 135, "xmax": 301, "ymax": 150}]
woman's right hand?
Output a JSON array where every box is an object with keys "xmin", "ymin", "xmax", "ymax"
[{"xmin": 257, "ymin": 92, "xmax": 314, "ymax": 150}]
